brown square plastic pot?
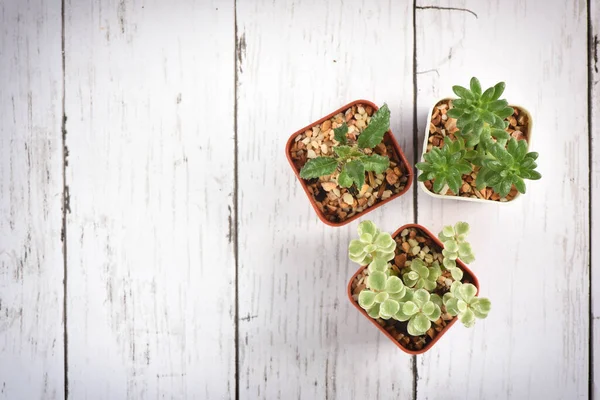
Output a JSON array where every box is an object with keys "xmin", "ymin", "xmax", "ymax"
[
  {"xmin": 286, "ymin": 100, "xmax": 413, "ymax": 227},
  {"xmin": 346, "ymin": 223, "xmax": 480, "ymax": 355}
]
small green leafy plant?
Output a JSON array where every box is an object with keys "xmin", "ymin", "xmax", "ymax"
[
  {"xmin": 299, "ymin": 104, "xmax": 391, "ymax": 189},
  {"xmin": 416, "ymin": 77, "xmax": 541, "ymax": 199},
  {"xmin": 349, "ymin": 220, "xmax": 491, "ymax": 343}
]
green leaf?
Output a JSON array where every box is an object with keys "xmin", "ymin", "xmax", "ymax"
[
  {"xmin": 447, "ymin": 108, "xmax": 463, "ymax": 119},
  {"xmin": 381, "ymin": 299, "xmax": 400, "ymax": 316},
  {"xmin": 491, "ymin": 82, "xmax": 506, "ymax": 100},
  {"xmin": 357, "ymin": 104, "xmax": 390, "ymax": 149},
  {"xmin": 452, "ymin": 85, "xmax": 473, "ymax": 100},
  {"xmin": 333, "ymin": 123, "xmax": 348, "ymax": 145},
  {"xmin": 338, "ymin": 167, "xmax": 353, "ymax": 188},
  {"xmin": 299, "ymin": 157, "xmax": 338, "ymax": 179},
  {"xmin": 514, "ymin": 176, "xmax": 526, "ymax": 194},
  {"xmin": 374, "ymin": 292, "xmax": 389, "ymax": 303},
  {"xmin": 480, "ymin": 86, "xmax": 495, "ymax": 102},
  {"xmin": 412, "ymin": 289, "xmax": 430, "ymax": 307},
  {"xmin": 408, "ymin": 313, "xmax": 431, "ymax": 336},
  {"xmin": 459, "ymin": 308, "xmax": 476, "ymax": 327},
  {"xmin": 402, "ymin": 301, "xmax": 418, "ymax": 316},
  {"xmin": 367, "ymin": 271, "xmax": 386, "ymax": 291},
  {"xmin": 358, "ymin": 290, "xmax": 376, "ymax": 309},
  {"xmin": 471, "ymin": 298, "xmax": 492, "ymax": 318},
  {"xmin": 334, "ymin": 145, "xmax": 353, "ymax": 158},
  {"xmin": 442, "ymin": 226, "xmax": 455, "ymax": 237},
  {"xmin": 458, "ymin": 242, "xmax": 472, "ymax": 257},
  {"xmin": 367, "ymin": 303, "xmax": 381, "ymax": 319},
  {"xmin": 454, "ymin": 221, "xmax": 470, "ymax": 235},
  {"xmin": 360, "ymin": 154, "xmax": 390, "ymax": 174},
  {"xmin": 432, "ymin": 177, "xmax": 446, "ymax": 193},
  {"xmin": 444, "ymin": 240, "xmax": 458, "ymax": 253},
  {"xmin": 368, "ymin": 258, "xmax": 388, "ymax": 273},
  {"xmin": 345, "ymin": 159, "xmax": 365, "ymax": 188},
  {"xmin": 488, "ymin": 99, "xmax": 508, "ymax": 112},
  {"xmin": 385, "ymin": 276, "xmax": 405, "ymax": 294},
  {"xmin": 497, "ymin": 106, "xmax": 515, "ymax": 119},
  {"xmin": 469, "ymin": 77, "xmax": 482, "ymax": 96},
  {"xmin": 357, "ymin": 220, "xmax": 377, "ymax": 237},
  {"xmin": 459, "ymin": 283, "xmax": 478, "ymax": 303},
  {"xmin": 450, "ymin": 268, "xmax": 463, "ymax": 281}
]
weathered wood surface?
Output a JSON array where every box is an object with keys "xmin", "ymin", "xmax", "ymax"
[
  {"xmin": 63, "ymin": 0, "xmax": 236, "ymax": 398},
  {"xmin": 0, "ymin": 0, "xmax": 65, "ymax": 399},
  {"xmin": 236, "ymin": 1, "xmax": 416, "ymax": 398},
  {"xmin": 591, "ymin": 0, "xmax": 599, "ymax": 397},
  {"xmin": 415, "ymin": 1, "xmax": 589, "ymax": 399},
  {"xmin": 0, "ymin": 0, "xmax": 596, "ymax": 399}
]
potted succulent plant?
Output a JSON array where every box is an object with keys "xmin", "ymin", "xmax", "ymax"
[
  {"xmin": 347, "ymin": 220, "xmax": 491, "ymax": 354},
  {"xmin": 286, "ymin": 100, "xmax": 412, "ymax": 226},
  {"xmin": 416, "ymin": 77, "xmax": 541, "ymax": 202}
]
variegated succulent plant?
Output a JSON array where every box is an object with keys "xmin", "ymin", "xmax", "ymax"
[
  {"xmin": 438, "ymin": 221, "xmax": 475, "ymax": 281},
  {"xmin": 350, "ymin": 220, "xmax": 491, "ymax": 340},
  {"xmin": 348, "ymin": 221, "xmax": 396, "ymax": 265},
  {"xmin": 443, "ymin": 281, "xmax": 491, "ymax": 327}
]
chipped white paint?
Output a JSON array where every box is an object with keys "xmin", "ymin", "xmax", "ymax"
[
  {"xmin": 63, "ymin": 0, "xmax": 235, "ymax": 398},
  {"xmin": 236, "ymin": 1, "xmax": 415, "ymax": 399},
  {"xmin": 0, "ymin": 0, "xmax": 596, "ymax": 399},
  {"xmin": 0, "ymin": 0, "xmax": 65, "ymax": 398},
  {"xmin": 415, "ymin": 0, "xmax": 589, "ymax": 399}
]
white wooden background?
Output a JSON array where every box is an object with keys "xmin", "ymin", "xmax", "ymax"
[{"xmin": 0, "ymin": 0, "xmax": 595, "ymax": 399}]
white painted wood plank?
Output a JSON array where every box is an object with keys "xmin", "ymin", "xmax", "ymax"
[
  {"xmin": 64, "ymin": 1, "xmax": 236, "ymax": 398},
  {"xmin": 415, "ymin": 1, "xmax": 589, "ymax": 399},
  {"xmin": 591, "ymin": 0, "xmax": 599, "ymax": 396},
  {"xmin": 0, "ymin": 0, "xmax": 65, "ymax": 398},
  {"xmin": 236, "ymin": 1, "xmax": 415, "ymax": 399}
]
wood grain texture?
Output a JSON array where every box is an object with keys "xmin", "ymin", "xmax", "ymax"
[
  {"xmin": 591, "ymin": 0, "xmax": 599, "ymax": 397},
  {"xmin": 0, "ymin": 0, "xmax": 65, "ymax": 398},
  {"xmin": 236, "ymin": 1, "xmax": 416, "ymax": 398},
  {"xmin": 415, "ymin": 0, "xmax": 589, "ymax": 399},
  {"xmin": 63, "ymin": 0, "xmax": 236, "ymax": 398}
]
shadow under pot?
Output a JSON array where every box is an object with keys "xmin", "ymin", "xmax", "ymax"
[
  {"xmin": 347, "ymin": 223, "xmax": 480, "ymax": 355},
  {"xmin": 286, "ymin": 100, "xmax": 413, "ymax": 227}
]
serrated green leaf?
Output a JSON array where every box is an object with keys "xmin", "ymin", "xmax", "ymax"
[
  {"xmin": 433, "ymin": 177, "xmax": 446, "ymax": 193},
  {"xmin": 360, "ymin": 154, "xmax": 390, "ymax": 174},
  {"xmin": 334, "ymin": 145, "xmax": 353, "ymax": 158},
  {"xmin": 357, "ymin": 104, "xmax": 390, "ymax": 149},
  {"xmin": 333, "ymin": 123, "xmax": 348, "ymax": 145},
  {"xmin": 299, "ymin": 157, "xmax": 338, "ymax": 179},
  {"xmin": 338, "ymin": 167, "xmax": 353, "ymax": 188},
  {"xmin": 344, "ymin": 159, "xmax": 365, "ymax": 189},
  {"xmin": 480, "ymin": 86, "xmax": 495, "ymax": 102}
]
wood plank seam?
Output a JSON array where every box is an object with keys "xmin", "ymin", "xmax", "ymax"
[
  {"xmin": 60, "ymin": 0, "xmax": 69, "ymax": 398},
  {"xmin": 587, "ymin": 0, "xmax": 594, "ymax": 398},
  {"xmin": 234, "ymin": 1, "xmax": 240, "ymax": 399},
  {"xmin": 412, "ymin": 2, "xmax": 419, "ymax": 399}
]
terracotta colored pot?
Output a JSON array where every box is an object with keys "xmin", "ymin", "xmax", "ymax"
[
  {"xmin": 286, "ymin": 100, "xmax": 413, "ymax": 227},
  {"xmin": 347, "ymin": 223, "xmax": 480, "ymax": 355},
  {"xmin": 418, "ymin": 97, "xmax": 533, "ymax": 203}
]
